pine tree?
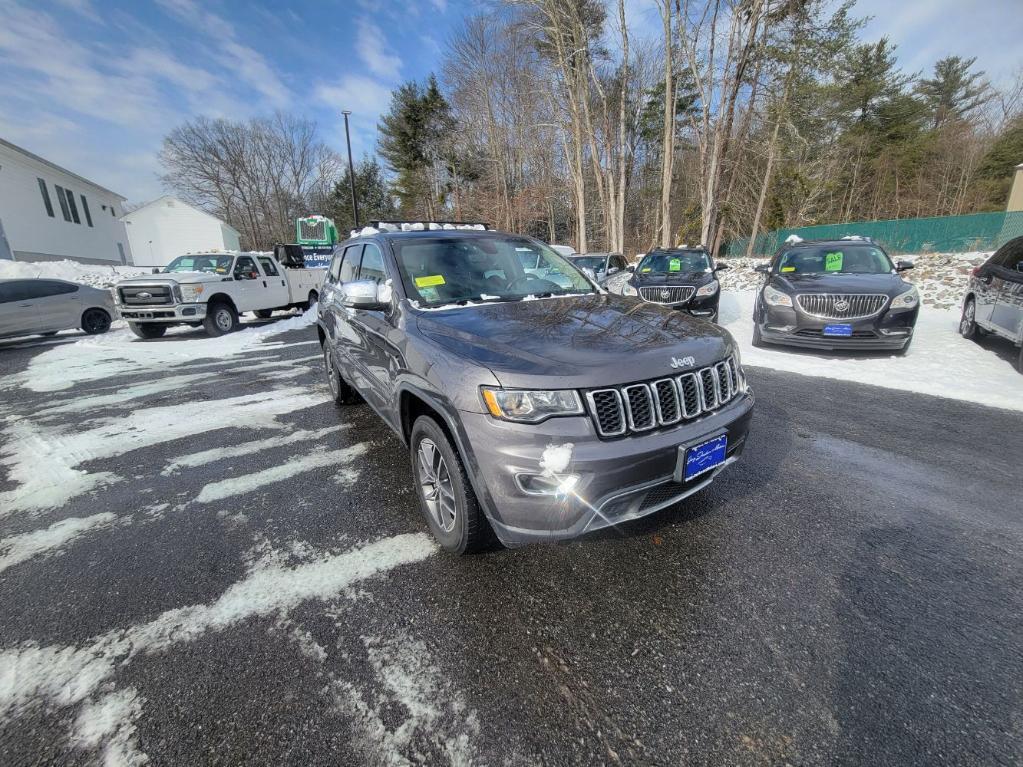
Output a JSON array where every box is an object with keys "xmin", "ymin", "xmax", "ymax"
[
  {"xmin": 329, "ymin": 157, "xmax": 397, "ymax": 233},
  {"xmin": 916, "ymin": 56, "xmax": 992, "ymax": 128}
]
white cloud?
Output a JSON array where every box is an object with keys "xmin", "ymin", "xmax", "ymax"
[
  {"xmin": 429, "ymin": 0, "xmax": 448, "ymax": 12},
  {"xmin": 356, "ymin": 17, "xmax": 403, "ymax": 81},
  {"xmin": 315, "ymin": 74, "xmax": 394, "ymax": 117}
]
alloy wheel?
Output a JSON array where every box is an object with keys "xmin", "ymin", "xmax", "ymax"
[
  {"xmin": 416, "ymin": 438, "xmax": 457, "ymax": 533},
  {"xmin": 960, "ymin": 300, "xmax": 975, "ymax": 336},
  {"xmin": 324, "ymin": 348, "xmax": 339, "ymax": 398}
]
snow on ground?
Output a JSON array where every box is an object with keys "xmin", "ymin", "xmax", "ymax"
[
  {"xmin": 718, "ymin": 250, "xmax": 991, "ymax": 310},
  {"xmin": 0, "ymin": 259, "xmax": 150, "ymax": 291},
  {"xmin": 719, "ymin": 291, "xmax": 1021, "ymax": 413}
]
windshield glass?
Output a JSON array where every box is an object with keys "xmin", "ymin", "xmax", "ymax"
[
  {"xmin": 164, "ymin": 255, "xmax": 234, "ymax": 274},
  {"xmin": 570, "ymin": 256, "xmax": 609, "ymax": 270},
  {"xmin": 637, "ymin": 250, "xmax": 711, "ymax": 274},
  {"xmin": 775, "ymin": 245, "xmax": 893, "ymax": 275},
  {"xmin": 391, "ymin": 235, "xmax": 595, "ymax": 307}
]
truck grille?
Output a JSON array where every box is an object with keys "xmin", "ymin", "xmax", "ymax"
[
  {"xmin": 639, "ymin": 285, "xmax": 695, "ymax": 304},
  {"xmin": 795, "ymin": 293, "xmax": 887, "ymax": 320},
  {"xmin": 585, "ymin": 356, "xmax": 742, "ymax": 438},
  {"xmin": 119, "ymin": 284, "xmax": 174, "ymax": 306}
]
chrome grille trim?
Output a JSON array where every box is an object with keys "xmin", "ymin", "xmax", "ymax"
[
  {"xmin": 638, "ymin": 285, "xmax": 696, "ymax": 304},
  {"xmin": 585, "ymin": 356, "xmax": 743, "ymax": 438},
  {"xmin": 118, "ymin": 283, "xmax": 175, "ymax": 306},
  {"xmin": 795, "ymin": 293, "xmax": 888, "ymax": 320}
]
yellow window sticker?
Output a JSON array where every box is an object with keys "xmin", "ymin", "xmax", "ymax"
[
  {"xmin": 781, "ymin": 266, "xmax": 796, "ymax": 272},
  {"xmin": 641, "ymin": 267, "xmax": 652, "ymax": 273},
  {"xmin": 415, "ymin": 274, "xmax": 446, "ymax": 288},
  {"xmin": 824, "ymin": 252, "xmax": 843, "ymax": 272},
  {"xmin": 669, "ymin": 258, "xmax": 681, "ymax": 272}
]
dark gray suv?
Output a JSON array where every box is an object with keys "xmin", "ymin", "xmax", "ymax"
[{"xmin": 317, "ymin": 226, "xmax": 754, "ymax": 553}]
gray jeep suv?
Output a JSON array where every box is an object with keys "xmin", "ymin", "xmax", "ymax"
[{"xmin": 317, "ymin": 227, "xmax": 754, "ymax": 553}]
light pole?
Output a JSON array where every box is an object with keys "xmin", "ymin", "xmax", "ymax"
[{"xmin": 342, "ymin": 111, "xmax": 360, "ymax": 230}]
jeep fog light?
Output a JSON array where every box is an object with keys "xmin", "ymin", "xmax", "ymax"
[{"xmin": 516, "ymin": 473, "xmax": 581, "ymax": 496}]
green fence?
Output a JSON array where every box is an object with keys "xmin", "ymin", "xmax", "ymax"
[{"xmin": 721, "ymin": 211, "xmax": 1023, "ymax": 257}]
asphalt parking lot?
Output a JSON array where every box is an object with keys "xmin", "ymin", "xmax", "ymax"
[{"xmin": 1, "ymin": 319, "xmax": 1021, "ymax": 766}]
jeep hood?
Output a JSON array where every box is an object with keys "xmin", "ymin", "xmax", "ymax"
[{"xmin": 414, "ymin": 294, "xmax": 733, "ymax": 389}]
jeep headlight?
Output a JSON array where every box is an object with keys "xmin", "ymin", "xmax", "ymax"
[
  {"xmin": 695, "ymin": 280, "xmax": 719, "ymax": 297},
  {"xmin": 177, "ymin": 284, "xmax": 205, "ymax": 302},
  {"xmin": 763, "ymin": 284, "xmax": 793, "ymax": 307},
  {"xmin": 481, "ymin": 388, "xmax": 584, "ymax": 423},
  {"xmin": 889, "ymin": 286, "xmax": 918, "ymax": 310}
]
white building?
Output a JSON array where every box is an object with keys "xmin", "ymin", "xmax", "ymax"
[
  {"xmin": 0, "ymin": 138, "xmax": 132, "ymax": 265},
  {"xmin": 121, "ymin": 196, "xmax": 241, "ymax": 267}
]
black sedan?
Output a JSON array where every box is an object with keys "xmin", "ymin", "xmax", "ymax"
[
  {"xmin": 607, "ymin": 248, "xmax": 728, "ymax": 322},
  {"xmin": 752, "ymin": 239, "xmax": 919, "ymax": 353}
]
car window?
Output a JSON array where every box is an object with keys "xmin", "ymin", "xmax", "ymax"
[
  {"xmin": 19, "ymin": 280, "xmax": 78, "ymax": 299},
  {"xmin": 611, "ymin": 256, "xmax": 627, "ymax": 270},
  {"xmin": 257, "ymin": 257, "xmax": 279, "ymax": 277},
  {"xmin": 638, "ymin": 250, "xmax": 712, "ymax": 274},
  {"xmin": 234, "ymin": 256, "xmax": 259, "ymax": 280},
  {"xmin": 0, "ymin": 282, "xmax": 23, "ymax": 303},
  {"xmin": 327, "ymin": 248, "xmax": 343, "ymax": 283},
  {"xmin": 339, "ymin": 245, "xmax": 362, "ymax": 283},
  {"xmin": 358, "ymin": 244, "xmax": 387, "ymax": 284},
  {"xmin": 992, "ymin": 239, "xmax": 1023, "ymax": 272},
  {"xmin": 164, "ymin": 255, "xmax": 234, "ymax": 274}
]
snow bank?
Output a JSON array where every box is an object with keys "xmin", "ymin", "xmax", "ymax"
[
  {"xmin": 0, "ymin": 259, "xmax": 149, "ymax": 291},
  {"xmin": 719, "ymin": 291, "xmax": 1022, "ymax": 412}
]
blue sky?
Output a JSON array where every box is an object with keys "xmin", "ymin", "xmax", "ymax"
[{"xmin": 1, "ymin": 0, "xmax": 1020, "ymax": 204}]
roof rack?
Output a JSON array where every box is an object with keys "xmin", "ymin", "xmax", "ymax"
[{"xmin": 370, "ymin": 220, "xmax": 489, "ymax": 230}]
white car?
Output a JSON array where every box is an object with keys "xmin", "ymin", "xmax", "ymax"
[
  {"xmin": 115, "ymin": 252, "xmax": 323, "ymax": 339},
  {"xmin": 0, "ymin": 278, "xmax": 114, "ymax": 340}
]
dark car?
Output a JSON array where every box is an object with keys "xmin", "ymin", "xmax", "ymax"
[
  {"xmin": 752, "ymin": 239, "xmax": 918, "ymax": 353},
  {"xmin": 317, "ymin": 225, "xmax": 754, "ymax": 554},
  {"xmin": 959, "ymin": 235, "xmax": 1023, "ymax": 372},
  {"xmin": 569, "ymin": 253, "xmax": 629, "ymax": 283},
  {"xmin": 607, "ymin": 248, "xmax": 728, "ymax": 322}
]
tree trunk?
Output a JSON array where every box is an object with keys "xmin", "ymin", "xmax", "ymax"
[{"xmin": 658, "ymin": 0, "xmax": 675, "ymax": 248}]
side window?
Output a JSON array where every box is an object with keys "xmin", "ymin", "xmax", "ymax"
[
  {"xmin": 327, "ymin": 249, "xmax": 343, "ymax": 283},
  {"xmin": 358, "ymin": 243, "xmax": 386, "ymax": 284},
  {"xmin": 992, "ymin": 240, "xmax": 1023, "ymax": 272},
  {"xmin": 234, "ymin": 256, "xmax": 259, "ymax": 280},
  {"xmin": 0, "ymin": 282, "xmax": 17, "ymax": 303},
  {"xmin": 54, "ymin": 184, "xmax": 72, "ymax": 222},
  {"xmin": 339, "ymin": 245, "xmax": 362, "ymax": 283},
  {"xmin": 38, "ymin": 179, "xmax": 54, "ymax": 218},
  {"xmin": 39, "ymin": 280, "xmax": 77, "ymax": 297},
  {"xmin": 258, "ymin": 257, "xmax": 279, "ymax": 277}
]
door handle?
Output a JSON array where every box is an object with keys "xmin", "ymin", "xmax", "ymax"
[
  {"xmin": 19, "ymin": 303, "xmax": 32, "ymax": 307},
  {"xmin": 262, "ymin": 280, "xmax": 267, "ymax": 287}
]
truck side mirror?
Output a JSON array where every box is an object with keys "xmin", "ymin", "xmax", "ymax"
[{"xmin": 896, "ymin": 260, "xmax": 914, "ymax": 271}]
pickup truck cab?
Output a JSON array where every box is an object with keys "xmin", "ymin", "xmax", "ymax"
[{"xmin": 115, "ymin": 252, "xmax": 323, "ymax": 338}]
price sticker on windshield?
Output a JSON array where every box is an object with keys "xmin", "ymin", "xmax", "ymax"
[
  {"xmin": 669, "ymin": 258, "xmax": 682, "ymax": 272},
  {"xmin": 824, "ymin": 252, "xmax": 843, "ymax": 271},
  {"xmin": 415, "ymin": 275, "xmax": 446, "ymax": 288}
]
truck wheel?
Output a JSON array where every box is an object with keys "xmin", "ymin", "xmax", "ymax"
[
  {"xmin": 81, "ymin": 308, "xmax": 112, "ymax": 335},
  {"xmin": 128, "ymin": 322, "xmax": 166, "ymax": 339},
  {"xmin": 410, "ymin": 416, "xmax": 494, "ymax": 555},
  {"xmin": 204, "ymin": 302, "xmax": 238, "ymax": 336},
  {"xmin": 307, "ymin": 291, "xmax": 318, "ymax": 309},
  {"xmin": 254, "ymin": 309, "xmax": 273, "ymax": 319},
  {"xmin": 322, "ymin": 345, "xmax": 359, "ymax": 405}
]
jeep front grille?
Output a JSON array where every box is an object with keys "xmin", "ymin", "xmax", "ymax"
[
  {"xmin": 119, "ymin": 284, "xmax": 174, "ymax": 306},
  {"xmin": 639, "ymin": 285, "xmax": 695, "ymax": 304},
  {"xmin": 585, "ymin": 356, "xmax": 742, "ymax": 438},
  {"xmin": 795, "ymin": 293, "xmax": 887, "ymax": 320}
]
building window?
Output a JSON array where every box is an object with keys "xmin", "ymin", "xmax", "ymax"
[
  {"xmin": 80, "ymin": 195, "xmax": 93, "ymax": 227},
  {"xmin": 65, "ymin": 189, "xmax": 81, "ymax": 224},
  {"xmin": 54, "ymin": 184, "xmax": 72, "ymax": 222},
  {"xmin": 37, "ymin": 179, "xmax": 55, "ymax": 218}
]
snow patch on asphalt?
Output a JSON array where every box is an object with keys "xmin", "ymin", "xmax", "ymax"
[
  {"xmin": 162, "ymin": 425, "xmax": 347, "ymax": 475},
  {"xmin": 0, "ymin": 513, "xmax": 119, "ymax": 574},
  {"xmin": 72, "ymin": 688, "xmax": 148, "ymax": 767},
  {"xmin": 0, "ymin": 533, "xmax": 437, "ymax": 744},
  {"xmin": 193, "ymin": 444, "xmax": 368, "ymax": 504},
  {"xmin": 719, "ymin": 291, "xmax": 1023, "ymax": 412},
  {"xmin": 333, "ymin": 467, "xmax": 362, "ymax": 487}
]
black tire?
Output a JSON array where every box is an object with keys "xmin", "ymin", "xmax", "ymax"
[
  {"xmin": 322, "ymin": 344, "xmax": 359, "ymax": 405},
  {"xmin": 81, "ymin": 308, "xmax": 111, "ymax": 335},
  {"xmin": 307, "ymin": 291, "xmax": 318, "ymax": 310},
  {"xmin": 128, "ymin": 322, "xmax": 166, "ymax": 339},
  {"xmin": 204, "ymin": 301, "xmax": 238, "ymax": 337},
  {"xmin": 254, "ymin": 309, "xmax": 273, "ymax": 319},
  {"xmin": 752, "ymin": 322, "xmax": 766, "ymax": 348},
  {"xmin": 959, "ymin": 298, "xmax": 979, "ymax": 340},
  {"xmin": 410, "ymin": 416, "xmax": 494, "ymax": 555}
]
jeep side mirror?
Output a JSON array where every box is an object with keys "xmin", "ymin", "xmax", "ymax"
[
  {"xmin": 714, "ymin": 263, "xmax": 730, "ymax": 272},
  {"xmin": 626, "ymin": 264, "xmax": 635, "ymax": 272},
  {"xmin": 896, "ymin": 260, "xmax": 914, "ymax": 271},
  {"xmin": 340, "ymin": 279, "xmax": 389, "ymax": 310},
  {"xmin": 754, "ymin": 264, "xmax": 770, "ymax": 274}
]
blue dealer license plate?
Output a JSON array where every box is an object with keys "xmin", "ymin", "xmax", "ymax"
[
  {"xmin": 684, "ymin": 435, "xmax": 728, "ymax": 481},
  {"xmin": 823, "ymin": 324, "xmax": 853, "ymax": 336}
]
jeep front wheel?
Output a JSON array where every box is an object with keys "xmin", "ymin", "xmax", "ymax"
[
  {"xmin": 204, "ymin": 302, "xmax": 238, "ymax": 336},
  {"xmin": 410, "ymin": 416, "xmax": 493, "ymax": 555}
]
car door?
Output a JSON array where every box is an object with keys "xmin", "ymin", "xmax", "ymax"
[
  {"xmin": 0, "ymin": 281, "xmax": 39, "ymax": 338},
  {"xmin": 326, "ymin": 244, "xmax": 372, "ymax": 391},
  {"xmin": 231, "ymin": 255, "xmax": 262, "ymax": 312},
  {"xmin": 256, "ymin": 256, "xmax": 290, "ymax": 308},
  {"xmin": 990, "ymin": 239, "xmax": 1023, "ymax": 342},
  {"xmin": 32, "ymin": 280, "xmax": 80, "ymax": 332}
]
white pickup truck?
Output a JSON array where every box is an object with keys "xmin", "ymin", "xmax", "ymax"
[{"xmin": 115, "ymin": 252, "xmax": 324, "ymax": 338}]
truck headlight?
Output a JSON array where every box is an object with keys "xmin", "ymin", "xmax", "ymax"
[
  {"xmin": 481, "ymin": 388, "xmax": 584, "ymax": 423},
  {"xmin": 763, "ymin": 284, "xmax": 792, "ymax": 307},
  {"xmin": 889, "ymin": 287, "xmax": 918, "ymax": 310},
  {"xmin": 178, "ymin": 284, "xmax": 205, "ymax": 302},
  {"xmin": 695, "ymin": 280, "xmax": 719, "ymax": 297}
]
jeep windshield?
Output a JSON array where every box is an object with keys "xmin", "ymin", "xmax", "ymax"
[
  {"xmin": 637, "ymin": 250, "xmax": 711, "ymax": 274},
  {"xmin": 163, "ymin": 255, "xmax": 234, "ymax": 274},
  {"xmin": 775, "ymin": 244, "xmax": 893, "ymax": 275},
  {"xmin": 392, "ymin": 235, "xmax": 595, "ymax": 307}
]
